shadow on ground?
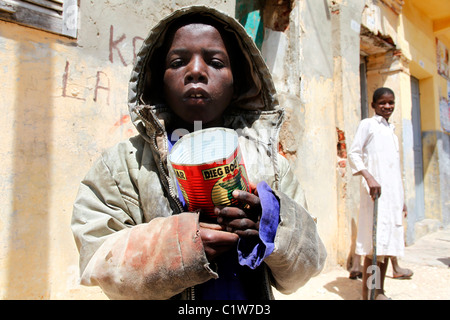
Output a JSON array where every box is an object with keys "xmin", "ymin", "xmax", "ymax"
[{"xmin": 323, "ymin": 277, "xmax": 362, "ymax": 300}]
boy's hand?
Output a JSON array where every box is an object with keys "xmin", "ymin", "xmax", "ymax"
[
  {"xmin": 198, "ymin": 183, "xmax": 261, "ymax": 261},
  {"xmin": 366, "ymin": 176, "xmax": 381, "ymax": 200},
  {"xmin": 360, "ymin": 169, "xmax": 381, "ymax": 200},
  {"xmin": 215, "ymin": 184, "xmax": 262, "ymax": 238},
  {"xmin": 199, "ymin": 222, "xmax": 238, "ymax": 262}
]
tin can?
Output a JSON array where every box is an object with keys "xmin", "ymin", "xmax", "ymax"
[{"xmin": 168, "ymin": 128, "xmax": 250, "ymax": 218}]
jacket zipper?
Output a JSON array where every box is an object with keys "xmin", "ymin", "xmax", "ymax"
[
  {"xmin": 137, "ymin": 108, "xmax": 184, "ymax": 213},
  {"xmin": 151, "ymin": 132, "xmax": 184, "ymax": 213},
  {"xmin": 189, "ymin": 286, "xmax": 196, "ymax": 300}
]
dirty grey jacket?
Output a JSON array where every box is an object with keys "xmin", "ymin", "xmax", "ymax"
[{"xmin": 71, "ymin": 6, "xmax": 326, "ymax": 300}]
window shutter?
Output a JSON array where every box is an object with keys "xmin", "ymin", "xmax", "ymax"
[{"xmin": 0, "ymin": 0, "xmax": 78, "ymax": 38}]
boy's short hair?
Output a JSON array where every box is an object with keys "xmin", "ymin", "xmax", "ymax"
[{"xmin": 372, "ymin": 87, "xmax": 395, "ymax": 103}]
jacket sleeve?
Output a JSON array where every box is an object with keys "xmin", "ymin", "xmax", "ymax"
[
  {"xmin": 264, "ymin": 155, "xmax": 327, "ymax": 294},
  {"xmin": 71, "ymin": 156, "xmax": 217, "ymax": 300}
]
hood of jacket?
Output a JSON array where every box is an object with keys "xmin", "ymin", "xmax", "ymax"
[{"xmin": 128, "ymin": 5, "xmax": 284, "ymax": 144}]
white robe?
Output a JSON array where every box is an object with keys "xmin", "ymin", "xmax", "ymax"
[{"xmin": 348, "ymin": 115, "xmax": 405, "ymax": 257}]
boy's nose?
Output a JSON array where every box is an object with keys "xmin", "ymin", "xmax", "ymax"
[{"xmin": 185, "ymin": 57, "xmax": 207, "ymax": 84}]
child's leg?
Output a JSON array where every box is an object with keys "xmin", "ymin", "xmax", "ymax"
[
  {"xmin": 375, "ymin": 257, "xmax": 389, "ymax": 299},
  {"xmin": 362, "ymin": 256, "xmax": 389, "ymax": 300},
  {"xmin": 361, "ymin": 256, "xmax": 371, "ymax": 300},
  {"xmin": 349, "ymin": 254, "xmax": 362, "ymax": 279}
]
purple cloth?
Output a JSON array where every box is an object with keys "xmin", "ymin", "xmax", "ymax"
[
  {"xmin": 168, "ymin": 136, "xmax": 187, "ymax": 209},
  {"xmin": 237, "ymin": 181, "xmax": 279, "ymax": 269}
]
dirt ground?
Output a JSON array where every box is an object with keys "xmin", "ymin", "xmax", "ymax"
[
  {"xmin": 73, "ymin": 225, "xmax": 449, "ymax": 300},
  {"xmin": 274, "ymin": 226, "xmax": 450, "ymax": 300}
]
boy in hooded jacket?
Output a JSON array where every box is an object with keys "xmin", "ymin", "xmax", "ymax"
[{"xmin": 71, "ymin": 6, "xmax": 326, "ymax": 300}]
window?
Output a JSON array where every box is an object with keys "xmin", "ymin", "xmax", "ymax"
[{"xmin": 0, "ymin": 0, "xmax": 78, "ymax": 38}]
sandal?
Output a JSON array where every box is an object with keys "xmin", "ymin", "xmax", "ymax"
[
  {"xmin": 393, "ymin": 269, "xmax": 413, "ymax": 279},
  {"xmin": 349, "ymin": 270, "xmax": 362, "ymax": 279}
]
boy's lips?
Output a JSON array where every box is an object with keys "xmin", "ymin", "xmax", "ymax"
[{"xmin": 183, "ymin": 87, "xmax": 210, "ymax": 100}]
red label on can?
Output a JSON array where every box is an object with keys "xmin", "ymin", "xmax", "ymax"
[{"xmin": 171, "ymin": 147, "xmax": 249, "ymax": 218}]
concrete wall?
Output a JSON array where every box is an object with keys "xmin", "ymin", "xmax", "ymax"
[
  {"xmin": 263, "ymin": 0, "xmax": 357, "ymax": 269},
  {"xmin": 400, "ymin": 1, "xmax": 450, "ymax": 240},
  {"xmin": 271, "ymin": 0, "xmax": 338, "ymax": 269},
  {"xmin": 330, "ymin": 0, "xmax": 367, "ymax": 269},
  {"xmin": 0, "ymin": 0, "xmax": 234, "ymax": 300}
]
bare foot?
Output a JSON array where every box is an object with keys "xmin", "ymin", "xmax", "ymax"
[{"xmin": 393, "ymin": 267, "xmax": 413, "ymax": 279}]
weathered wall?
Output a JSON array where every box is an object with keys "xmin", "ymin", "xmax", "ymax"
[
  {"xmin": 1, "ymin": 0, "xmax": 448, "ymax": 300},
  {"xmin": 330, "ymin": 0, "xmax": 367, "ymax": 269},
  {"xmin": 273, "ymin": 0, "xmax": 340, "ymax": 269},
  {"xmin": 0, "ymin": 0, "xmax": 234, "ymax": 300},
  {"xmin": 401, "ymin": 1, "xmax": 450, "ymax": 240}
]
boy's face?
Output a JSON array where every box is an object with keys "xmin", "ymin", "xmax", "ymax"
[
  {"xmin": 163, "ymin": 23, "xmax": 234, "ymax": 129},
  {"xmin": 372, "ymin": 92, "xmax": 395, "ymax": 121}
]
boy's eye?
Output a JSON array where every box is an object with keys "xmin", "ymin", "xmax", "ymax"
[
  {"xmin": 210, "ymin": 59, "xmax": 225, "ymax": 69},
  {"xmin": 169, "ymin": 59, "xmax": 184, "ymax": 68},
  {"xmin": 379, "ymin": 101, "xmax": 394, "ymax": 106}
]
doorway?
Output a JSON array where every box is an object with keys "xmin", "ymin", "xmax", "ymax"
[
  {"xmin": 411, "ymin": 76, "xmax": 425, "ymax": 221},
  {"xmin": 360, "ymin": 56, "xmax": 369, "ymax": 119}
]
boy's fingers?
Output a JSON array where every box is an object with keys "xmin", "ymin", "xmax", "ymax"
[
  {"xmin": 199, "ymin": 222, "xmax": 224, "ymax": 230},
  {"xmin": 232, "ymin": 189, "xmax": 261, "ymax": 207},
  {"xmin": 199, "ymin": 228, "xmax": 239, "ymax": 261},
  {"xmin": 235, "ymin": 229, "xmax": 259, "ymax": 238},
  {"xmin": 225, "ymin": 217, "xmax": 258, "ymax": 231},
  {"xmin": 248, "ymin": 182, "xmax": 258, "ymax": 195},
  {"xmin": 216, "ymin": 206, "xmax": 246, "ymax": 220},
  {"xmin": 200, "ymin": 227, "xmax": 239, "ymax": 244},
  {"xmin": 216, "ymin": 206, "xmax": 260, "ymax": 234}
]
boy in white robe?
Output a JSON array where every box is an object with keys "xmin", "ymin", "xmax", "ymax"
[{"xmin": 348, "ymin": 87, "xmax": 408, "ymax": 300}]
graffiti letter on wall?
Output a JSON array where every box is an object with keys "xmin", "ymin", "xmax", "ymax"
[
  {"xmin": 109, "ymin": 25, "xmax": 127, "ymax": 66},
  {"xmin": 94, "ymin": 71, "xmax": 110, "ymax": 105},
  {"xmin": 62, "ymin": 60, "xmax": 86, "ymax": 101},
  {"xmin": 132, "ymin": 36, "xmax": 144, "ymax": 65}
]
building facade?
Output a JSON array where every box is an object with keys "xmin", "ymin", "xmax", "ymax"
[{"xmin": 0, "ymin": 0, "xmax": 448, "ymax": 299}]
